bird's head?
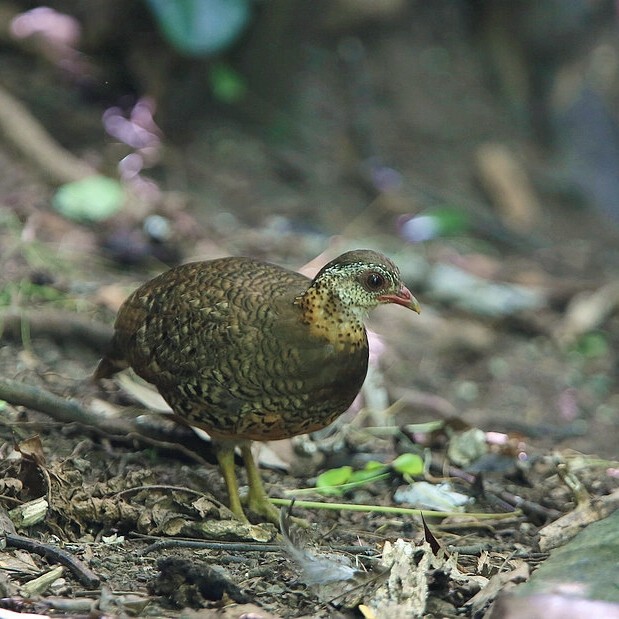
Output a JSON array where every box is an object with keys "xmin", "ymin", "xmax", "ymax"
[{"xmin": 307, "ymin": 249, "xmax": 421, "ymax": 316}]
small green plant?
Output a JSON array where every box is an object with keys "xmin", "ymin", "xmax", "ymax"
[{"xmin": 314, "ymin": 453, "xmax": 424, "ymax": 496}]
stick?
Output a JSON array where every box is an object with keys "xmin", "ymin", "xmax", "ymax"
[
  {"xmin": 0, "ymin": 376, "xmax": 133, "ymax": 435},
  {"xmin": 4, "ymin": 532, "xmax": 100, "ymax": 588},
  {"xmin": 0, "ymin": 309, "xmax": 112, "ymax": 351},
  {"xmin": 0, "ymin": 84, "xmax": 96, "ymax": 184}
]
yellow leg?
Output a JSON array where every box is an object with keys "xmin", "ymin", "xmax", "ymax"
[
  {"xmin": 240, "ymin": 442, "xmax": 281, "ymax": 525},
  {"xmin": 216, "ymin": 444, "xmax": 249, "ymax": 522}
]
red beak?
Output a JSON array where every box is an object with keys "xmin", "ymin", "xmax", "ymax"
[{"xmin": 378, "ymin": 285, "xmax": 421, "ymax": 313}]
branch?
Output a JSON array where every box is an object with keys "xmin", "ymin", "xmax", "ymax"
[
  {"xmin": 0, "ymin": 376, "xmax": 133, "ymax": 435},
  {"xmin": 0, "ymin": 309, "xmax": 112, "ymax": 351},
  {"xmin": 0, "ymin": 83, "xmax": 96, "ymax": 184},
  {"xmin": 4, "ymin": 532, "xmax": 100, "ymax": 588},
  {"xmin": 0, "ymin": 376, "xmax": 212, "ymax": 465}
]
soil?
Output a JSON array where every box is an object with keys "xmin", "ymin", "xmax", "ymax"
[{"xmin": 0, "ymin": 2, "xmax": 618, "ymax": 617}]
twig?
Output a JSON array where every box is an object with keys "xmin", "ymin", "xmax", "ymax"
[
  {"xmin": 445, "ymin": 542, "xmax": 495, "ymax": 555},
  {"xmin": 140, "ymin": 539, "xmax": 282, "ymax": 555},
  {"xmin": 0, "ymin": 309, "xmax": 112, "ymax": 351},
  {"xmin": 0, "ymin": 376, "xmax": 133, "ymax": 435},
  {"xmin": 270, "ymin": 498, "xmax": 519, "ymax": 520},
  {"xmin": 0, "ymin": 83, "xmax": 96, "ymax": 184},
  {"xmin": 137, "ymin": 536, "xmax": 377, "ymax": 557},
  {"xmin": 4, "ymin": 532, "xmax": 100, "ymax": 588},
  {"xmin": 431, "ymin": 457, "xmax": 561, "ymax": 522},
  {"xmin": 0, "ymin": 377, "xmax": 212, "ymax": 465}
]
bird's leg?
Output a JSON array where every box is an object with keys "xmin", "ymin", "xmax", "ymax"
[
  {"xmin": 216, "ymin": 441, "xmax": 280, "ymax": 524},
  {"xmin": 215, "ymin": 443, "xmax": 249, "ymax": 523},
  {"xmin": 240, "ymin": 441, "xmax": 282, "ymax": 525}
]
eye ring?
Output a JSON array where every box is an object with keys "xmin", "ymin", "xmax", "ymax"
[{"xmin": 364, "ymin": 271, "xmax": 385, "ymax": 291}]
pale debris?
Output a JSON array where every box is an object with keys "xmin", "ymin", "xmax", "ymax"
[
  {"xmin": 367, "ymin": 539, "xmax": 432, "ymax": 618},
  {"xmin": 366, "ymin": 539, "xmax": 489, "ymax": 618}
]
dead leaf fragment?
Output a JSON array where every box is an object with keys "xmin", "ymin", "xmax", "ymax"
[
  {"xmin": 15, "ymin": 435, "xmax": 46, "ymax": 465},
  {"xmin": 0, "ymin": 549, "xmax": 40, "ymax": 576},
  {"xmin": 366, "ymin": 539, "xmax": 431, "ymax": 618},
  {"xmin": 466, "ymin": 561, "xmax": 529, "ymax": 616}
]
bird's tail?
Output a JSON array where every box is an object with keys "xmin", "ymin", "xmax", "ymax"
[{"xmin": 92, "ymin": 355, "xmax": 128, "ymax": 381}]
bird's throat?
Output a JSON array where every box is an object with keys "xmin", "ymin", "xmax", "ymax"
[{"xmin": 295, "ymin": 288, "xmax": 367, "ymax": 350}]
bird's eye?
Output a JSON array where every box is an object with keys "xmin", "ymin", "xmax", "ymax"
[{"xmin": 364, "ymin": 271, "xmax": 385, "ymax": 291}]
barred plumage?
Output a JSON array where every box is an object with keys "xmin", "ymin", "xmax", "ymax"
[{"xmin": 95, "ymin": 249, "xmax": 420, "ymax": 522}]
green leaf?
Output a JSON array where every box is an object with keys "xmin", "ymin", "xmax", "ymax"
[
  {"xmin": 146, "ymin": 0, "xmax": 251, "ymax": 56},
  {"xmin": 391, "ymin": 453, "xmax": 424, "ymax": 476},
  {"xmin": 209, "ymin": 62, "xmax": 247, "ymax": 103},
  {"xmin": 52, "ymin": 176, "xmax": 125, "ymax": 223},
  {"xmin": 315, "ymin": 466, "xmax": 353, "ymax": 495},
  {"xmin": 316, "ymin": 466, "xmax": 353, "ymax": 488},
  {"xmin": 364, "ymin": 460, "xmax": 387, "ymax": 471},
  {"xmin": 574, "ymin": 332, "xmax": 609, "ymax": 358}
]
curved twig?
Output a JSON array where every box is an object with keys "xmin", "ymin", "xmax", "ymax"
[{"xmin": 4, "ymin": 532, "xmax": 100, "ymax": 588}]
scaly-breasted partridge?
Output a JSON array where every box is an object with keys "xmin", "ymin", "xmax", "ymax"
[{"xmin": 94, "ymin": 249, "xmax": 420, "ymax": 522}]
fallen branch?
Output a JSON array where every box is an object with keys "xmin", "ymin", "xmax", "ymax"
[
  {"xmin": 4, "ymin": 532, "xmax": 100, "ymax": 588},
  {"xmin": 0, "ymin": 83, "xmax": 96, "ymax": 185},
  {"xmin": 136, "ymin": 534, "xmax": 378, "ymax": 557},
  {"xmin": 0, "ymin": 309, "xmax": 112, "ymax": 351},
  {"xmin": 0, "ymin": 376, "xmax": 211, "ymax": 465},
  {"xmin": 0, "ymin": 376, "xmax": 132, "ymax": 434}
]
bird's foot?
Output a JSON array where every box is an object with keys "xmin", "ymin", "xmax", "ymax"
[
  {"xmin": 226, "ymin": 493, "xmax": 284, "ymax": 528},
  {"xmin": 246, "ymin": 494, "xmax": 283, "ymax": 526},
  {"xmin": 220, "ymin": 442, "xmax": 310, "ymax": 526}
]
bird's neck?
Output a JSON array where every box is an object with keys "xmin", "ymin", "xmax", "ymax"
[{"xmin": 294, "ymin": 285, "xmax": 368, "ymax": 351}]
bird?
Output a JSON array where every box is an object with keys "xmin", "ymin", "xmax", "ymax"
[{"xmin": 94, "ymin": 249, "xmax": 420, "ymax": 523}]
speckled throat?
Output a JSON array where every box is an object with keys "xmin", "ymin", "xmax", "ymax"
[
  {"xmin": 294, "ymin": 276, "xmax": 369, "ymax": 352},
  {"xmin": 292, "ymin": 253, "xmax": 405, "ymax": 352}
]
